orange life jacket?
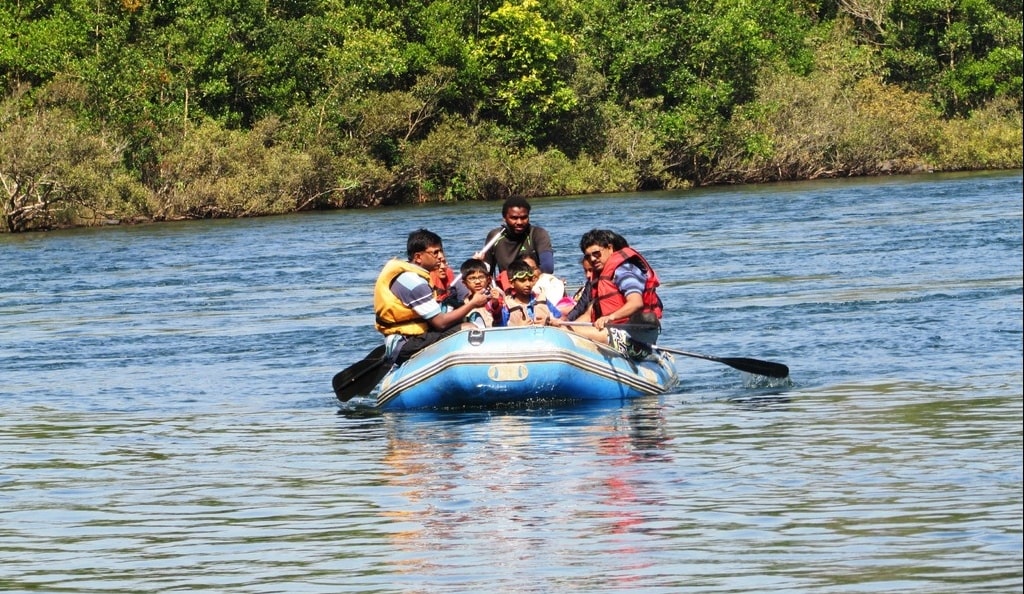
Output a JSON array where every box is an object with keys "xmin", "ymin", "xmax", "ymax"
[
  {"xmin": 374, "ymin": 259, "xmax": 432, "ymax": 336},
  {"xmin": 591, "ymin": 247, "xmax": 663, "ymax": 324}
]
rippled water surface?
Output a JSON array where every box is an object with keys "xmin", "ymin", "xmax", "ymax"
[{"xmin": 2, "ymin": 171, "xmax": 1021, "ymax": 593}]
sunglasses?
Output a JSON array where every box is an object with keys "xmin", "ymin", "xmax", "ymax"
[{"xmin": 509, "ymin": 270, "xmax": 534, "ymax": 281}]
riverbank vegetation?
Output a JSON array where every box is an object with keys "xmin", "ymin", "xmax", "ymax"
[{"xmin": 1, "ymin": 0, "xmax": 1021, "ymax": 232}]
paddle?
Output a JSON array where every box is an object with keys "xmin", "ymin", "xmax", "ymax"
[
  {"xmin": 559, "ymin": 321, "xmax": 789, "ymax": 378},
  {"xmin": 333, "ymin": 230, "xmax": 508, "ymax": 402},
  {"xmin": 333, "ymin": 344, "xmax": 390, "ymax": 402},
  {"xmin": 651, "ymin": 346, "xmax": 789, "ymax": 378},
  {"xmin": 452, "ymin": 228, "xmax": 505, "ymax": 285}
]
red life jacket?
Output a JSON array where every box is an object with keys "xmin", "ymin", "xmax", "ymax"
[
  {"xmin": 591, "ymin": 247, "xmax": 663, "ymax": 324},
  {"xmin": 495, "ymin": 270, "xmax": 512, "ymax": 293},
  {"xmin": 429, "ymin": 267, "xmax": 456, "ymax": 303}
]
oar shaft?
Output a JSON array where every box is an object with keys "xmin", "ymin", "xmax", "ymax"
[
  {"xmin": 479, "ymin": 228, "xmax": 505, "ymax": 256},
  {"xmin": 559, "ymin": 321, "xmax": 789, "ymax": 378},
  {"xmin": 561, "ymin": 321, "xmax": 656, "ymax": 330},
  {"xmin": 452, "ymin": 229, "xmax": 505, "ymax": 285}
]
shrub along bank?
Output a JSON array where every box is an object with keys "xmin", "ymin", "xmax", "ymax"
[{"xmin": 1, "ymin": 1, "xmax": 1021, "ymax": 232}]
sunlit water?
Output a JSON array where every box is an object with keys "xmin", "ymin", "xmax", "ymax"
[{"xmin": 2, "ymin": 171, "xmax": 1021, "ymax": 593}]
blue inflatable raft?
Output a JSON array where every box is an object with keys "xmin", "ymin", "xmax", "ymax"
[{"xmin": 372, "ymin": 326, "xmax": 678, "ymax": 410}]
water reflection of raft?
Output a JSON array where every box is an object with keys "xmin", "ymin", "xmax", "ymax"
[{"xmin": 373, "ymin": 326, "xmax": 679, "ymax": 411}]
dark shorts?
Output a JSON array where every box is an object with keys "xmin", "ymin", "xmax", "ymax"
[
  {"xmin": 396, "ymin": 325, "xmax": 462, "ymax": 363},
  {"xmin": 624, "ymin": 313, "xmax": 661, "ymax": 345},
  {"xmin": 624, "ymin": 327, "xmax": 660, "ymax": 346}
]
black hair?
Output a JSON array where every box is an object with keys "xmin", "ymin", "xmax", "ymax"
[
  {"xmin": 459, "ymin": 258, "xmax": 489, "ymax": 278},
  {"xmin": 506, "ymin": 257, "xmax": 534, "ymax": 280},
  {"xmin": 406, "ymin": 228, "xmax": 443, "ymax": 259},
  {"xmin": 579, "ymin": 229, "xmax": 628, "ymax": 252},
  {"xmin": 502, "ymin": 196, "xmax": 532, "ymax": 217}
]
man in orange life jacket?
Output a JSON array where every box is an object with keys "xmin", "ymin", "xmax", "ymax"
[
  {"xmin": 553, "ymin": 229, "xmax": 662, "ymax": 360},
  {"xmin": 374, "ymin": 229, "xmax": 488, "ymax": 363}
]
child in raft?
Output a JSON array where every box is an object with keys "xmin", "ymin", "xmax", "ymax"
[
  {"xmin": 500, "ymin": 258, "xmax": 561, "ymax": 326},
  {"xmin": 458, "ymin": 258, "xmax": 504, "ymax": 328}
]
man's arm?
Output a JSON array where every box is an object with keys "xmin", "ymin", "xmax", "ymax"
[
  {"xmin": 427, "ymin": 291, "xmax": 489, "ymax": 330},
  {"xmin": 593, "ymin": 293, "xmax": 643, "ymax": 330},
  {"xmin": 395, "ymin": 271, "xmax": 489, "ymax": 331},
  {"xmin": 533, "ymin": 227, "xmax": 554, "ymax": 274}
]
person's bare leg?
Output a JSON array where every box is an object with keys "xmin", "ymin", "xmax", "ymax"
[{"xmin": 559, "ymin": 324, "xmax": 608, "ymax": 344}]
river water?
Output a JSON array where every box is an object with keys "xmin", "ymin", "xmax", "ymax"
[{"xmin": 1, "ymin": 171, "xmax": 1021, "ymax": 593}]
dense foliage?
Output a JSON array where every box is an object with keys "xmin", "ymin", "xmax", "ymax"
[{"xmin": 1, "ymin": 0, "xmax": 1021, "ymax": 231}]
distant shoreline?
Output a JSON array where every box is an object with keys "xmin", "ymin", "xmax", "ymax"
[{"xmin": 6, "ymin": 168, "xmax": 1020, "ymax": 235}]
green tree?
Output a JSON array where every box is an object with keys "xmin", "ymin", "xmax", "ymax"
[
  {"xmin": 0, "ymin": 0, "xmax": 93, "ymax": 89},
  {"xmin": 572, "ymin": 0, "xmax": 813, "ymax": 182},
  {"xmin": 1, "ymin": 0, "xmax": 1021, "ymax": 232},
  {"xmin": 0, "ymin": 83, "xmax": 147, "ymax": 232},
  {"xmin": 472, "ymin": 0, "xmax": 578, "ymax": 143},
  {"xmin": 882, "ymin": 0, "xmax": 1023, "ymax": 115}
]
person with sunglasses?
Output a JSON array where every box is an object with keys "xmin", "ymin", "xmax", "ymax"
[
  {"xmin": 553, "ymin": 229, "xmax": 662, "ymax": 359},
  {"xmin": 374, "ymin": 228, "xmax": 489, "ymax": 362},
  {"xmin": 428, "ymin": 249, "xmax": 457, "ymax": 306},
  {"xmin": 520, "ymin": 255, "xmax": 572, "ymax": 312}
]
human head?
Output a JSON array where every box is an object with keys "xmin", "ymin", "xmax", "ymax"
[
  {"xmin": 436, "ymin": 249, "xmax": 448, "ymax": 268},
  {"xmin": 407, "ymin": 228, "xmax": 444, "ymax": 270},
  {"xmin": 501, "ymin": 196, "xmax": 532, "ymax": 235},
  {"xmin": 520, "ymin": 256, "xmax": 541, "ymax": 278},
  {"xmin": 506, "ymin": 257, "xmax": 536, "ymax": 298},
  {"xmin": 579, "ymin": 229, "xmax": 625, "ymax": 274},
  {"xmin": 460, "ymin": 258, "xmax": 491, "ymax": 293},
  {"xmin": 580, "ymin": 255, "xmax": 594, "ymax": 280},
  {"xmin": 609, "ymin": 231, "xmax": 629, "ymax": 250}
]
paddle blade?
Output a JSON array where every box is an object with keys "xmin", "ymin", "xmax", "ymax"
[
  {"xmin": 333, "ymin": 345, "xmax": 390, "ymax": 402},
  {"xmin": 655, "ymin": 346, "xmax": 790, "ymax": 379},
  {"xmin": 717, "ymin": 356, "xmax": 790, "ymax": 379}
]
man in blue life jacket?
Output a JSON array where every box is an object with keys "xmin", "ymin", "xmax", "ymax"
[{"xmin": 374, "ymin": 229, "xmax": 488, "ymax": 362}]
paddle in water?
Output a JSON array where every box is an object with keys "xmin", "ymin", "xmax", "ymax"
[
  {"xmin": 650, "ymin": 345, "xmax": 789, "ymax": 378},
  {"xmin": 559, "ymin": 321, "xmax": 790, "ymax": 379},
  {"xmin": 333, "ymin": 345, "xmax": 390, "ymax": 402}
]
